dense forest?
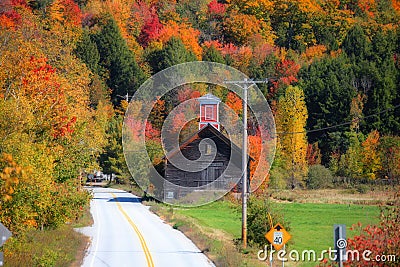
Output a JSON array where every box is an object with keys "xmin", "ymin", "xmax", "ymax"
[{"xmin": 1, "ymin": 0, "xmax": 400, "ymax": 233}]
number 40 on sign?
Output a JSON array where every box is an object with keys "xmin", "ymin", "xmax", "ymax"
[{"xmin": 265, "ymin": 223, "xmax": 291, "ymax": 250}]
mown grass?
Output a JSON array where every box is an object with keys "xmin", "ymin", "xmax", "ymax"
[
  {"xmin": 3, "ymin": 205, "xmax": 92, "ymax": 267},
  {"xmin": 174, "ymin": 201, "xmax": 380, "ymax": 252},
  {"xmin": 174, "ymin": 201, "xmax": 241, "ymax": 238},
  {"xmin": 277, "ymin": 203, "xmax": 379, "ymax": 254},
  {"xmin": 154, "ymin": 196, "xmax": 381, "ymax": 267}
]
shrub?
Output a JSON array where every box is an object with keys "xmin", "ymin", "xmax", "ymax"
[
  {"xmin": 306, "ymin": 164, "xmax": 333, "ymax": 189},
  {"xmin": 247, "ymin": 196, "xmax": 289, "ymax": 248},
  {"xmin": 346, "ymin": 192, "xmax": 399, "ymax": 266},
  {"xmin": 356, "ymin": 184, "xmax": 370, "ymax": 194},
  {"xmin": 269, "ymin": 167, "xmax": 288, "ymax": 190}
]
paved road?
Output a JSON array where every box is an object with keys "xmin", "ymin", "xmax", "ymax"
[{"xmin": 78, "ymin": 187, "xmax": 214, "ymax": 267}]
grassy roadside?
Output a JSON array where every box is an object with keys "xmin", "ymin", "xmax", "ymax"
[
  {"xmin": 2, "ymin": 205, "xmax": 93, "ymax": 267},
  {"xmin": 149, "ymin": 201, "xmax": 264, "ymax": 267}
]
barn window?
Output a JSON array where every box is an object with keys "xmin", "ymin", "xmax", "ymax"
[
  {"xmin": 205, "ymin": 105, "xmax": 214, "ymax": 120},
  {"xmin": 166, "ymin": 191, "xmax": 174, "ymax": 199},
  {"xmin": 205, "ymin": 144, "xmax": 212, "ymax": 155}
]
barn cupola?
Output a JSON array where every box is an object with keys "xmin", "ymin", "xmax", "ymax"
[{"xmin": 197, "ymin": 93, "xmax": 221, "ymax": 131}]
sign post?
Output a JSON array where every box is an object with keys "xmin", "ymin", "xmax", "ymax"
[
  {"xmin": 0, "ymin": 222, "xmax": 12, "ymax": 267},
  {"xmin": 333, "ymin": 224, "xmax": 347, "ymax": 267}
]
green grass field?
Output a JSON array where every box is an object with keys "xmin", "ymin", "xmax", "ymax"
[
  {"xmin": 174, "ymin": 200, "xmax": 380, "ymax": 266},
  {"xmin": 174, "ymin": 201, "xmax": 241, "ymax": 237},
  {"xmin": 275, "ymin": 203, "xmax": 379, "ymax": 253}
]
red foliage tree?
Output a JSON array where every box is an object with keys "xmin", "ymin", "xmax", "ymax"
[
  {"xmin": 61, "ymin": 0, "xmax": 81, "ymax": 26},
  {"xmin": 207, "ymin": 0, "xmax": 226, "ymax": 16},
  {"xmin": 138, "ymin": 10, "xmax": 163, "ymax": 47},
  {"xmin": 269, "ymin": 59, "xmax": 300, "ymax": 108},
  {"xmin": 274, "ymin": 59, "xmax": 300, "ymax": 88},
  {"xmin": 21, "ymin": 57, "xmax": 75, "ymax": 139},
  {"xmin": 0, "ymin": 0, "xmax": 23, "ymax": 29},
  {"xmin": 145, "ymin": 121, "xmax": 161, "ymax": 141},
  {"xmin": 306, "ymin": 142, "xmax": 321, "ymax": 165},
  {"xmin": 50, "ymin": 0, "xmax": 82, "ymax": 27}
]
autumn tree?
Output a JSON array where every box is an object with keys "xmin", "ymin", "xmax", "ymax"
[
  {"xmin": 222, "ymin": 11, "xmax": 265, "ymax": 46},
  {"xmin": 313, "ymin": 1, "xmax": 354, "ymax": 51},
  {"xmin": 275, "ymin": 85, "xmax": 308, "ymax": 188},
  {"xmin": 138, "ymin": 9, "xmax": 162, "ymax": 47},
  {"xmin": 345, "ymin": 191, "xmax": 400, "ymax": 267},
  {"xmin": 337, "ymin": 131, "xmax": 365, "ymax": 181},
  {"xmin": 0, "ymin": 0, "xmax": 107, "ymax": 234},
  {"xmin": 361, "ymin": 130, "xmax": 381, "ymax": 180},
  {"xmin": 225, "ymin": 91, "xmax": 242, "ymax": 116},
  {"xmin": 378, "ymin": 136, "xmax": 400, "ymax": 184},
  {"xmin": 156, "ymin": 20, "xmax": 203, "ymax": 59},
  {"xmin": 148, "ymin": 99, "xmax": 166, "ymax": 131}
]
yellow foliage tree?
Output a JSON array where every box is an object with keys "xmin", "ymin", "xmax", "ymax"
[
  {"xmin": 361, "ymin": 130, "xmax": 381, "ymax": 180},
  {"xmin": 275, "ymin": 85, "xmax": 308, "ymax": 188}
]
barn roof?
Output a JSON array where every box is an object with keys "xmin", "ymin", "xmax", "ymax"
[{"xmin": 163, "ymin": 123, "xmax": 253, "ymax": 161}]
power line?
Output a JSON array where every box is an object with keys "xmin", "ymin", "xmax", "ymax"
[{"xmin": 273, "ymin": 103, "xmax": 400, "ymax": 136}]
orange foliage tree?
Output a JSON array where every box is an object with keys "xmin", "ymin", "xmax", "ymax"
[
  {"xmin": 361, "ymin": 130, "xmax": 381, "ymax": 180},
  {"xmin": 157, "ymin": 20, "xmax": 202, "ymax": 59},
  {"xmin": 226, "ymin": 91, "xmax": 242, "ymax": 116}
]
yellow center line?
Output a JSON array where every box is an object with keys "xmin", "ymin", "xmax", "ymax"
[{"xmin": 111, "ymin": 193, "xmax": 155, "ymax": 267}]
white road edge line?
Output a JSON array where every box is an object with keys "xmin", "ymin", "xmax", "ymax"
[{"xmin": 90, "ymin": 193, "xmax": 101, "ymax": 267}]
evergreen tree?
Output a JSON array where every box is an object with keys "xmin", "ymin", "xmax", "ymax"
[
  {"xmin": 147, "ymin": 37, "xmax": 197, "ymax": 74},
  {"xmin": 93, "ymin": 16, "xmax": 146, "ymax": 106},
  {"xmin": 342, "ymin": 25, "xmax": 371, "ymax": 62},
  {"xmin": 28, "ymin": 0, "xmax": 54, "ymax": 10},
  {"xmin": 159, "ymin": 37, "xmax": 197, "ymax": 71},
  {"xmin": 99, "ymin": 115, "xmax": 131, "ymax": 184},
  {"xmin": 360, "ymin": 30, "xmax": 399, "ymax": 134},
  {"xmin": 299, "ymin": 55, "xmax": 357, "ymax": 163},
  {"xmin": 75, "ymin": 30, "xmax": 101, "ymax": 74},
  {"xmin": 202, "ymin": 45, "xmax": 224, "ymax": 63}
]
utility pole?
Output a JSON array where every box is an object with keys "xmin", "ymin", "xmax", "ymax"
[
  {"xmin": 117, "ymin": 92, "xmax": 130, "ymax": 102},
  {"xmin": 223, "ymin": 78, "xmax": 267, "ymax": 248}
]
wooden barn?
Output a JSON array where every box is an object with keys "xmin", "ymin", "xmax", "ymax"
[{"xmin": 158, "ymin": 93, "xmax": 249, "ymax": 201}]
